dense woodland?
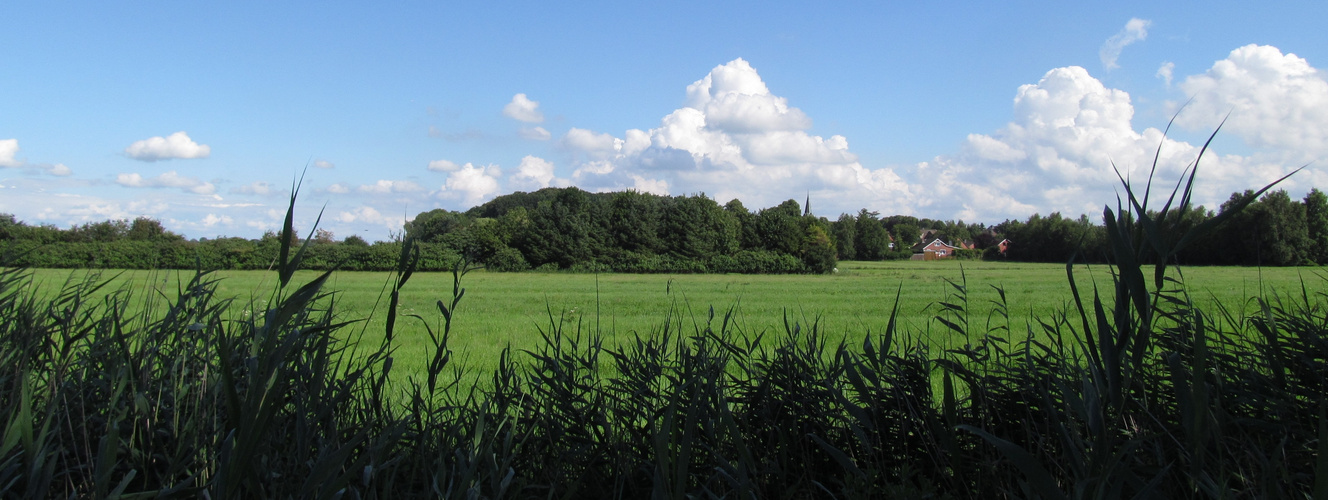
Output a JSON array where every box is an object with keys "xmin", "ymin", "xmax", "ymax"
[{"xmin": 2, "ymin": 186, "xmax": 1326, "ymax": 272}]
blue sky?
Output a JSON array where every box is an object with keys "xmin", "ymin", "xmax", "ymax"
[{"xmin": 3, "ymin": 2, "xmax": 1326, "ymax": 240}]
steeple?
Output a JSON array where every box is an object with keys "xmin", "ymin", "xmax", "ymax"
[{"xmin": 804, "ymin": 192, "xmax": 810, "ymax": 217}]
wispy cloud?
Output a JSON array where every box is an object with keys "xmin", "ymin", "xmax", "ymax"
[{"xmin": 1100, "ymin": 18, "xmax": 1150, "ymax": 70}]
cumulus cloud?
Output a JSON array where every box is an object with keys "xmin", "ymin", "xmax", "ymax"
[
  {"xmin": 116, "ymin": 171, "xmax": 217, "ymax": 195},
  {"xmin": 0, "ymin": 139, "xmax": 20, "ymax": 167},
  {"xmin": 313, "ymin": 160, "xmax": 335, "ymax": 169},
  {"xmin": 509, "ymin": 155, "xmax": 569, "ymax": 190},
  {"xmin": 124, "ymin": 131, "xmax": 211, "ymax": 162},
  {"xmin": 552, "ymin": 56, "xmax": 1309, "ymax": 223},
  {"xmin": 45, "ymin": 163, "xmax": 72, "ymax": 176},
  {"xmin": 1100, "ymin": 18, "xmax": 1150, "ymax": 70},
  {"xmin": 438, "ymin": 163, "xmax": 502, "ymax": 205},
  {"xmin": 907, "ymin": 64, "xmax": 1293, "ymax": 222},
  {"xmin": 519, "ymin": 126, "xmax": 552, "ymax": 141},
  {"xmin": 1176, "ymin": 44, "xmax": 1328, "ymax": 159},
  {"xmin": 556, "ymin": 58, "xmax": 908, "ymax": 212},
  {"xmin": 503, "ymin": 93, "xmax": 544, "ymax": 123},
  {"xmin": 357, "ymin": 180, "xmax": 424, "ymax": 194},
  {"xmin": 325, "ymin": 183, "xmax": 350, "ymax": 194}
]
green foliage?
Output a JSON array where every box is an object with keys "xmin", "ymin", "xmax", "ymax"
[
  {"xmin": 1305, "ymin": 188, "xmax": 1328, "ymax": 263},
  {"xmin": 855, "ymin": 209, "xmax": 891, "ymax": 260},
  {"xmin": 800, "ymin": 221, "xmax": 837, "ymax": 274},
  {"xmin": 830, "ymin": 213, "xmax": 856, "ymax": 260}
]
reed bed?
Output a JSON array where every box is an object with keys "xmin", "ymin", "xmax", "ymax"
[{"xmin": 1, "ymin": 141, "xmax": 1325, "ymax": 498}]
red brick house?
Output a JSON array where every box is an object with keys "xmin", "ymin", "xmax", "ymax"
[{"xmin": 910, "ymin": 238, "xmax": 962, "ymax": 260}]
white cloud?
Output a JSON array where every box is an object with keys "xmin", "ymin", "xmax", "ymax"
[
  {"xmin": 519, "ymin": 126, "xmax": 552, "ymax": 141},
  {"xmin": 336, "ymin": 205, "xmax": 405, "ymax": 228},
  {"xmin": 427, "ymin": 159, "xmax": 460, "ymax": 172},
  {"xmin": 0, "ymin": 139, "xmax": 20, "ymax": 167},
  {"xmin": 313, "ymin": 160, "xmax": 335, "ymax": 169},
  {"xmin": 232, "ymin": 181, "xmax": 272, "ymax": 195},
  {"xmin": 201, "ymin": 213, "xmax": 234, "ymax": 227},
  {"xmin": 685, "ymin": 59, "xmax": 812, "ymax": 132},
  {"xmin": 116, "ymin": 171, "xmax": 217, "ymax": 195},
  {"xmin": 1176, "ymin": 44, "xmax": 1328, "ymax": 159},
  {"xmin": 1157, "ymin": 61, "xmax": 1175, "ymax": 87},
  {"xmin": 45, "ymin": 163, "xmax": 72, "ymax": 176},
  {"xmin": 124, "ymin": 131, "xmax": 211, "ymax": 162},
  {"xmin": 503, "ymin": 93, "xmax": 544, "ymax": 123},
  {"xmin": 564, "ymin": 55, "xmax": 1311, "ymax": 224},
  {"xmin": 509, "ymin": 155, "xmax": 569, "ymax": 190},
  {"xmin": 563, "ymin": 128, "xmax": 622, "ymax": 156},
  {"xmin": 907, "ymin": 64, "xmax": 1288, "ymax": 221},
  {"xmin": 557, "ymin": 58, "xmax": 912, "ymax": 212},
  {"xmin": 0, "ymin": 140, "xmax": 72, "ymax": 176},
  {"xmin": 439, "ymin": 163, "xmax": 502, "ymax": 205},
  {"xmin": 631, "ymin": 175, "xmax": 669, "ymax": 196},
  {"xmin": 1100, "ymin": 18, "xmax": 1150, "ymax": 70},
  {"xmin": 357, "ymin": 179, "xmax": 424, "ymax": 194},
  {"xmin": 326, "ymin": 183, "xmax": 350, "ymax": 194}
]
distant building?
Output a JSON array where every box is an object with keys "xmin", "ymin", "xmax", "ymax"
[{"xmin": 911, "ymin": 238, "xmax": 962, "ymax": 260}]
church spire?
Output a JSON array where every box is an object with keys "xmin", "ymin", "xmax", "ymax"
[{"xmin": 804, "ymin": 192, "xmax": 810, "ymax": 217}]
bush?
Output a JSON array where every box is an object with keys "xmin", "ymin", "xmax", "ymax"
[{"xmin": 486, "ymin": 246, "xmax": 529, "ymax": 272}]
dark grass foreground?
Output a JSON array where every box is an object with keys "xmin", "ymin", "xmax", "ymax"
[{"xmin": 2, "ymin": 147, "xmax": 1327, "ymax": 499}]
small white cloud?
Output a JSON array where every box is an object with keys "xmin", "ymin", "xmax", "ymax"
[
  {"xmin": 427, "ymin": 159, "xmax": 460, "ymax": 172},
  {"xmin": 519, "ymin": 126, "xmax": 552, "ymax": 141},
  {"xmin": 313, "ymin": 160, "xmax": 335, "ymax": 169},
  {"xmin": 1156, "ymin": 61, "xmax": 1175, "ymax": 86},
  {"xmin": 357, "ymin": 180, "xmax": 425, "ymax": 194},
  {"xmin": 439, "ymin": 163, "xmax": 502, "ymax": 205},
  {"xmin": 201, "ymin": 213, "xmax": 234, "ymax": 227},
  {"xmin": 0, "ymin": 139, "xmax": 20, "ymax": 167},
  {"xmin": 124, "ymin": 131, "xmax": 211, "ymax": 162},
  {"xmin": 232, "ymin": 181, "xmax": 272, "ymax": 195},
  {"xmin": 1100, "ymin": 18, "xmax": 1150, "ymax": 70},
  {"xmin": 509, "ymin": 155, "xmax": 568, "ymax": 190},
  {"xmin": 46, "ymin": 163, "xmax": 71, "ymax": 176},
  {"xmin": 116, "ymin": 171, "xmax": 216, "ymax": 194},
  {"xmin": 503, "ymin": 93, "xmax": 544, "ymax": 123},
  {"xmin": 326, "ymin": 183, "xmax": 350, "ymax": 194}
]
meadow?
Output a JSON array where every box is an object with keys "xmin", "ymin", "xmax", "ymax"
[{"xmin": 27, "ymin": 260, "xmax": 1319, "ymax": 376}]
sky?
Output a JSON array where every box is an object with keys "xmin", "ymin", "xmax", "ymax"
[{"xmin": 2, "ymin": 2, "xmax": 1327, "ymax": 241}]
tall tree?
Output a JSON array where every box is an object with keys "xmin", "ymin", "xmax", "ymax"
[
  {"xmin": 831, "ymin": 213, "xmax": 857, "ymax": 260},
  {"xmin": 855, "ymin": 209, "xmax": 890, "ymax": 260},
  {"xmin": 1305, "ymin": 188, "xmax": 1328, "ymax": 264}
]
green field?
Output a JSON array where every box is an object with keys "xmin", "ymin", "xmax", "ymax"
[{"xmin": 25, "ymin": 261, "xmax": 1322, "ymax": 374}]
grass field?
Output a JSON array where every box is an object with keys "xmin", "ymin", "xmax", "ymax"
[{"xmin": 25, "ymin": 260, "xmax": 1323, "ymax": 376}]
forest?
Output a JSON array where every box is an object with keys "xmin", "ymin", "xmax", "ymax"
[{"xmin": 2, "ymin": 186, "xmax": 1326, "ymax": 272}]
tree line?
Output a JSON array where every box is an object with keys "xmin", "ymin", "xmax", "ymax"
[{"xmin": 2, "ymin": 187, "xmax": 1324, "ymax": 272}]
